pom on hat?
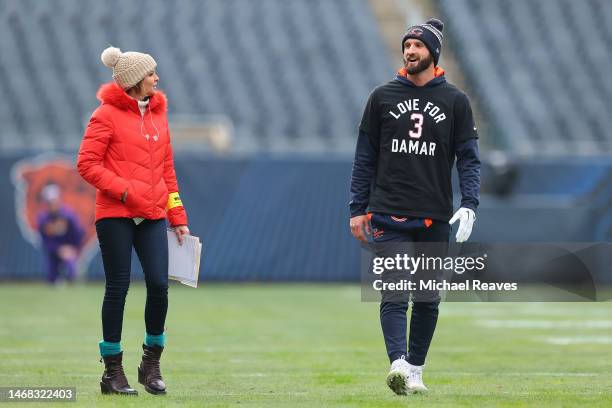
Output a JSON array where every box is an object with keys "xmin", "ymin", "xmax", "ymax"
[
  {"xmin": 101, "ymin": 46, "xmax": 122, "ymax": 68},
  {"xmin": 402, "ymin": 18, "xmax": 445, "ymax": 65},
  {"xmin": 425, "ymin": 18, "xmax": 444, "ymax": 33},
  {"xmin": 100, "ymin": 46, "xmax": 157, "ymax": 89}
]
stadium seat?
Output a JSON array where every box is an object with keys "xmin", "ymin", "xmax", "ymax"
[
  {"xmin": 439, "ymin": 0, "xmax": 612, "ymax": 154},
  {"xmin": 0, "ymin": 0, "xmax": 391, "ymax": 152}
]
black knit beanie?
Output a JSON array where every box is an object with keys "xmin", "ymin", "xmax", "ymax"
[{"xmin": 401, "ymin": 18, "xmax": 444, "ymax": 66}]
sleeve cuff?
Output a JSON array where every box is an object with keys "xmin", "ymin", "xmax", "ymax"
[
  {"xmin": 460, "ymin": 200, "xmax": 478, "ymax": 212},
  {"xmin": 349, "ymin": 202, "xmax": 368, "ymax": 218},
  {"xmin": 167, "ymin": 206, "xmax": 188, "ymax": 227}
]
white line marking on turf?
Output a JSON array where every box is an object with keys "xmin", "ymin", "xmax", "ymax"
[
  {"xmin": 215, "ymin": 371, "xmax": 600, "ymax": 378},
  {"xmin": 436, "ymin": 372, "xmax": 598, "ymax": 377},
  {"xmin": 0, "ymin": 349, "xmax": 47, "ymax": 354},
  {"xmin": 443, "ymin": 304, "xmax": 612, "ymax": 318},
  {"xmin": 0, "ymin": 346, "xmax": 475, "ymax": 355},
  {"xmin": 176, "ymin": 347, "xmax": 383, "ymax": 353},
  {"xmin": 540, "ymin": 336, "xmax": 612, "ymax": 345},
  {"xmin": 476, "ymin": 319, "xmax": 612, "ymax": 329},
  {"xmin": 231, "ymin": 373, "xmax": 269, "ymax": 377},
  {"xmin": 184, "ymin": 392, "xmax": 309, "ymax": 396},
  {"xmin": 0, "ymin": 372, "xmax": 598, "ymax": 381}
]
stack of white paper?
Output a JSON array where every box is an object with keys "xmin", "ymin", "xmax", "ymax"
[{"xmin": 167, "ymin": 230, "xmax": 202, "ymax": 288}]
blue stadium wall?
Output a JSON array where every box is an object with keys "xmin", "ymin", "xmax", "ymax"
[{"xmin": 0, "ymin": 153, "xmax": 610, "ymax": 281}]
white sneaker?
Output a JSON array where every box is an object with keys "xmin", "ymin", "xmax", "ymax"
[
  {"xmin": 407, "ymin": 363, "xmax": 428, "ymax": 393},
  {"xmin": 386, "ymin": 358, "xmax": 410, "ymax": 395}
]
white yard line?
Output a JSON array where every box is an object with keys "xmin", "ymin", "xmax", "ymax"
[
  {"xmin": 540, "ymin": 336, "xmax": 612, "ymax": 345},
  {"xmin": 222, "ymin": 371, "xmax": 600, "ymax": 378},
  {"xmin": 0, "ymin": 371, "xmax": 599, "ymax": 380},
  {"xmin": 476, "ymin": 319, "xmax": 612, "ymax": 329},
  {"xmin": 443, "ymin": 304, "xmax": 612, "ymax": 318},
  {"xmin": 438, "ymin": 372, "xmax": 598, "ymax": 377}
]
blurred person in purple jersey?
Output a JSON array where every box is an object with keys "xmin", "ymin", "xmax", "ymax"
[{"xmin": 37, "ymin": 184, "xmax": 85, "ymax": 284}]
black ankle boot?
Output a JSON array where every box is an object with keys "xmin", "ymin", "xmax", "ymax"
[
  {"xmin": 138, "ymin": 344, "xmax": 166, "ymax": 395},
  {"xmin": 100, "ymin": 352, "xmax": 138, "ymax": 395}
]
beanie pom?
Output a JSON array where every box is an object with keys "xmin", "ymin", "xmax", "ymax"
[
  {"xmin": 101, "ymin": 46, "xmax": 122, "ymax": 68},
  {"xmin": 426, "ymin": 18, "xmax": 444, "ymax": 33}
]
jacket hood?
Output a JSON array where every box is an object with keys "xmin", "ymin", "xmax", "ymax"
[
  {"xmin": 395, "ymin": 66, "xmax": 446, "ymax": 88},
  {"xmin": 96, "ymin": 82, "xmax": 167, "ymax": 114}
]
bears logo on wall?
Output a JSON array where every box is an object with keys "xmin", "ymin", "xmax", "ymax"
[{"xmin": 11, "ymin": 153, "xmax": 97, "ymax": 278}]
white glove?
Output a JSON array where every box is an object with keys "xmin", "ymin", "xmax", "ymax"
[{"xmin": 449, "ymin": 207, "xmax": 476, "ymax": 243}]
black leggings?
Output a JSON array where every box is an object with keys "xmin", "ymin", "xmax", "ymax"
[{"xmin": 95, "ymin": 218, "xmax": 169, "ymax": 343}]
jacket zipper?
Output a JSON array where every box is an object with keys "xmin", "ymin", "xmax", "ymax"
[
  {"xmin": 145, "ymin": 107, "xmax": 154, "ymax": 219},
  {"xmin": 139, "ymin": 106, "xmax": 154, "ymax": 219}
]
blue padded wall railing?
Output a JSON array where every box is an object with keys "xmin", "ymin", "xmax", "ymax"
[{"xmin": 1, "ymin": 153, "xmax": 610, "ymax": 281}]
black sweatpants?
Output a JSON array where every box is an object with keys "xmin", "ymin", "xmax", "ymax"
[
  {"xmin": 371, "ymin": 213, "xmax": 450, "ymax": 366},
  {"xmin": 95, "ymin": 218, "xmax": 169, "ymax": 343}
]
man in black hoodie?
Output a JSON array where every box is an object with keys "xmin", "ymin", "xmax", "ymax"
[{"xmin": 349, "ymin": 18, "xmax": 481, "ymax": 395}]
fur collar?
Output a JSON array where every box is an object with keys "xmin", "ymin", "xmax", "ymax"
[{"xmin": 96, "ymin": 82, "xmax": 167, "ymax": 113}]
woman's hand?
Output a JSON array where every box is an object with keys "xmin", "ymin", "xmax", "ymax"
[{"xmin": 173, "ymin": 225, "xmax": 190, "ymax": 245}]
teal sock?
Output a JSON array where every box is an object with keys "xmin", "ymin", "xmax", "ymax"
[
  {"xmin": 144, "ymin": 332, "xmax": 166, "ymax": 347},
  {"xmin": 99, "ymin": 341, "xmax": 121, "ymax": 357}
]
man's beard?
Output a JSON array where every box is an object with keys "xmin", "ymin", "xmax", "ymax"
[{"xmin": 404, "ymin": 53, "xmax": 433, "ymax": 75}]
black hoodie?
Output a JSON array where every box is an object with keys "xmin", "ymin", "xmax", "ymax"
[{"xmin": 349, "ymin": 73, "xmax": 480, "ymax": 222}]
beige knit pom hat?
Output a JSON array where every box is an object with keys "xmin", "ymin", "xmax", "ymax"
[{"xmin": 100, "ymin": 46, "xmax": 157, "ymax": 89}]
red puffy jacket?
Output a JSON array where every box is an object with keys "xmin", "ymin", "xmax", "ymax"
[{"xmin": 77, "ymin": 82, "xmax": 188, "ymax": 227}]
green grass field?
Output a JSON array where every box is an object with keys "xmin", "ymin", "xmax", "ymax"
[{"xmin": 1, "ymin": 283, "xmax": 611, "ymax": 407}]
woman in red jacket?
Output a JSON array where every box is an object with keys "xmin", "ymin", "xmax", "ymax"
[{"xmin": 77, "ymin": 46, "xmax": 189, "ymax": 396}]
